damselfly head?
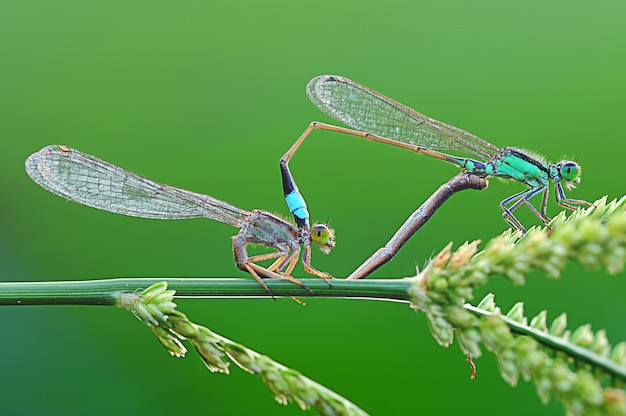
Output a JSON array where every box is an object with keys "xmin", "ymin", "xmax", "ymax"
[
  {"xmin": 311, "ymin": 223, "xmax": 335, "ymax": 254},
  {"xmin": 557, "ymin": 160, "xmax": 582, "ymax": 189}
]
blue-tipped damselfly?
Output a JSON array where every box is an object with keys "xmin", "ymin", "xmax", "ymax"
[{"xmin": 26, "ymin": 145, "xmax": 335, "ymax": 296}]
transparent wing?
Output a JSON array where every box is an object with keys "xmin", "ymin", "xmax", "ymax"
[
  {"xmin": 25, "ymin": 145, "xmax": 248, "ymax": 226},
  {"xmin": 307, "ymin": 75, "xmax": 500, "ymax": 160}
]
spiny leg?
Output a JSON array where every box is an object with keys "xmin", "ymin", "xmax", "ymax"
[
  {"xmin": 539, "ymin": 185, "xmax": 550, "ymax": 220},
  {"xmin": 245, "ymin": 251, "xmax": 287, "ymax": 264},
  {"xmin": 245, "ymin": 262, "xmax": 315, "ymax": 296},
  {"xmin": 243, "ymin": 252, "xmax": 306, "ymax": 297},
  {"xmin": 500, "ymin": 189, "xmax": 531, "ymax": 233},
  {"xmin": 275, "ymin": 250, "xmax": 300, "ymax": 275},
  {"xmin": 554, "ymin": 182, "xmax": 592, "ymax": 210},
  {"xmin": 243, "ymin": 263, "xmax": 276, "ymax": 299},
  {"xmin": 507, "ymin": 185, "xmax": 550, "ymax": 225},
  {"xmin": 501, "ymin": 181, "xmax": 590, "ymax": 233},
  {"xmin": 233, "ymin": 234, "xmax": 313, "ymax": 295},
  {"xmin": 267, "ymin": 248, "xmax": 306, "ymax": 297},
  {"xmin": 301, "ymin": 241, "xmax": 333, "ymax": 285},
  {"xmin": 268, "ymin": 252, "xmax": 312, "ymax": 305},
  {"xmin": 240, "ymin": 247, "xmax": 300, "ymax": 280},
  {"xmin": 246, "ymin": 251, "xmax": 309, "ymax": 290},
  {"xmin": 251, "ymin": 258, "xmax": 315, "ymax": 294},
  {"xmin": 247, "ymin": 251, "xmax": 289, "ymax": 270},
  {"xmin": 267, "ymin": 243, "xmax": 331, "ymax": 288},
  {"xmin": 267, "ymin": 252, "xmax": 296, "ymax": 273},
  {"xmin": 260, "ymin": 248, "xmax": 316, "ymax": 293},
  {"xmin": 249, "ymin": 257, "xmax": 312, "ymax": 305},
  {"xmin": 246, "ymin": 262, "xmax": 310, "ymax": 305}
]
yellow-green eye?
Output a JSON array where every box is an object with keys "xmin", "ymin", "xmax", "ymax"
[
  {"xmin": 311, "ymin": 224, "xmax": 335, "ymax": 253},
  {"xmin": 559, "ymin": 161, "xmax": 581, "ymax": 182}
]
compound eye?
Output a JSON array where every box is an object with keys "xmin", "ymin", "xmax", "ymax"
[
  {"xmin": 311, "ymin": 224, "xmax": 335, "ymax": 252},
  {"xmin": 559, "ymin": 161, "xmax": 581, "ymax": 182}
]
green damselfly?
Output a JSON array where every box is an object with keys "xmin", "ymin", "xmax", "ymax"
[
  {"xmin": 283, "ymin": 75, "xmax": 590, "ymax": 234},
  {"xmin": 26, "ymin": 145, "xmax": 334, "ymax": 296}
]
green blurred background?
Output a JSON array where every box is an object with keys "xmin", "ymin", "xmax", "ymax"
[{"xmin": 1, "ymin": 1, "xmax": 625, "ymax": 414}]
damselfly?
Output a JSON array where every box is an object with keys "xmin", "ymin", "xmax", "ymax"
[
  {"xmin": 26, "ymin": 145, "xmax": 334, "ymax": 296},
  {"xmin": 282, "ymin": 75, "xmax": 590, "ymax": 233}
]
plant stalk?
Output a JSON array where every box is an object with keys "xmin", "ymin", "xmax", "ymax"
[{"xmin": 0, "ymin": 278, "xmax": 413, "ymax": 306}]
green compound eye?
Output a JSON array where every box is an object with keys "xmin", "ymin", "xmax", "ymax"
[
  {"xmin": 559, "ymin": 161, "xmax": 581, "ymax": 182},
  {"xmin": 311, "ymin": 224, "xmax": 335, "ymax": 253}
]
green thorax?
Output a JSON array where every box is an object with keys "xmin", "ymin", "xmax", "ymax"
[{"xmin": 462, "ymin": 147, "xmax": 551, "ymax": 187}]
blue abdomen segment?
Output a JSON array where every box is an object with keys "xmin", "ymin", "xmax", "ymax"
[
  {"xmin": 285, "ymin": 191, "xmax": 309, "ymax": 225},
  {"xmin": 280, "ymin": 161, "xmax": 309, "ymax": 228}
]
